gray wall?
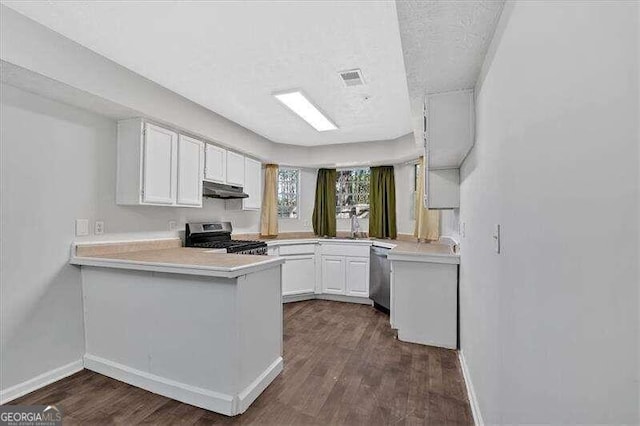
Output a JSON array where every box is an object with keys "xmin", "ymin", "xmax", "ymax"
[{"xmin": 459, "ymin": 1, "xmax": 639, "ymax": 423}]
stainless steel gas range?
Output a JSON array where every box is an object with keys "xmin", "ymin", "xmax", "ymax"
[{"xmin": 185, "ymin": 222, "xmax": 267, "ymax": 255}]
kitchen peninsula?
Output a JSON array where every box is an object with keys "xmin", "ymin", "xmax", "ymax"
[{"xmin": 70, "ymin": 239, "xmax": 285, "ymax": 416}]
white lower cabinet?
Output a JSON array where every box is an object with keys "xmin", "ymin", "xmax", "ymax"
[
  {"xmin": 282, "ymin": 254, "xmax": 316, "ymax": 296},
  {"xmin": 389, "ymin": 258, "xmax": 458, "ymax": 349},
  {"xmin": 274, "ymin": 241, "xmax": 372, "ymax": 301},
  {"xmin": 346, "ymin": 257, "xmax": 369, "ymax": 297},
  {"xmin": 321, "ymin": 256, "xmax": 346, "ymax": 294},
  {"xmin": 321, "ymin": 254, "xmax": 369, "ymax": 297}
]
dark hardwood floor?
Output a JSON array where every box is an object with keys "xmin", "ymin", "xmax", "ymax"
[{"xmin": 9, "ymin": 300, "xmax": 473, "ymax": 425}]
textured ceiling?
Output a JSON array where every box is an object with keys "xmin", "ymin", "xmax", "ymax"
[
  {"xmin": 397, "ymin": 0, "xmax": 505, "ymax": 94},
  {"xmin": 396, "ymin": 0, "xmax": 505, "ymax": 145},
  {"xmin": 2, "ymin": 1, "xmax": 413, "ymax": 146}
]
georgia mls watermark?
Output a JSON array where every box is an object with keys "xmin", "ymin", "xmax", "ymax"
[{"xmin": 0, "ymin": 405, "xmax": 62, "ymax": 426}]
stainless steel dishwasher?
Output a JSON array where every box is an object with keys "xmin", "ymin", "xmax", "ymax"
[{"xmin": 369, "ymin": 245, "xmax": 391, "ymax": 313}]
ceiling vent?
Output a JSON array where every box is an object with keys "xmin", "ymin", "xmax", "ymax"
[{"xmin": 339, "ymin": 69, "xmax": 364, "ymax": 87}]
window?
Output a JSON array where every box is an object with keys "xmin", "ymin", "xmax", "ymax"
[
  {"xmin": 277, "ymin": 168, "xmax": 299, "ymax": 219},
  {"xmin": 336, "ymin": 168, "xmax": 370, "ymax": 219}
]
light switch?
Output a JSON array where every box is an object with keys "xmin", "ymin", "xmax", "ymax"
[
  {"xmin": 493, "ymin": 224, "xmax": 501, "ymax": 253},
  {"xmin": 461, "ymin": 221, "xmax": 466, "ymax": 238},
  {"xmin": 75, "ymin": 219, "xmax": 89, "ymax": 236}
]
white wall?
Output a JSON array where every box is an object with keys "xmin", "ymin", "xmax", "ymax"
[
  {"xmin": 460, "ymin": 1, "xmax": 639, "ymax": 424},
  {"xmin": 0, "ymin": 83, "xmax": 272, "ymax": 393},
  {"xmin": 1, "ymin": 84, "xmax": 95, "ymax": 392}
]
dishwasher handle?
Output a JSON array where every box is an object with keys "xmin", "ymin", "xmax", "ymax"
[{"xmin": 371, "ymin": 245, "xmax": 391, "ymax": 256}]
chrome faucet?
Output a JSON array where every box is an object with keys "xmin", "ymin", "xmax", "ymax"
[{"xmin": 350, "ymin": 207, "xmax": 360, "ymax": 238}]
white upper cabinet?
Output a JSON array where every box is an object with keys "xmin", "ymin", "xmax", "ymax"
[
  {"xmin": 142, "ymin": 123, "xmax": 177, "ymax": 205},
  {"xmin": 226, "ymin": 151, "xmax": 245, "ymax": 187},
  {"xmin": 177, "ymin": 135, "xmax": 204, "ymax": 207},
  {"xmin": 204, "ymin": 144, "xmax": 226, "ymax": 183},
  {"xmin": 426, "ymin": 89, "xmax": 474, "ymax": 167},
  {"xmin": 243, "ymin": 157, "xmax": 262, "ymax": 211},
  {"xmin": 116, "ymin": 119, "xmax": 203, "ymax": 208},
  {"xmin": 428, "ymin": 168, "xmax": 460, "ymax": 209}
]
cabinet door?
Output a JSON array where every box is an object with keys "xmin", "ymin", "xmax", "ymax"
[
  {"xmin": 346, "ymin": 257, "xmax": 369, "ymax": 297},
  {"xmin": 226, "ymin": 151, "xmax": 245, "ymax": 186},
  {"xmin": 142, "ymin": 123, "xmax": 177, "ymax": 205},
  {"xmin": 243, "ymin": 157, "xmax": 262, "ymax": 211},
  {"xmin": 321, "ymin": 256, "xmax": 346, "ymax": 295},
  {"xmin": 204, "ymin": 145, "xmax": 226, "ymax": 183},
  {"xmin": 176, "ymin": 135, "xmax": 204, "ymax": 207},
  {"xmin": 282, "ymin": 255, "xmax": 316, "ymax": 296}
]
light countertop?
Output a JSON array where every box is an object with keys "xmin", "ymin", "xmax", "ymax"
[
  {"xmin": 247, "ymin": 234, "xmax": 460, "ymax": 264},
  {"xmin": 70, "ymin": 246, "xmax": 285, "ymax": 278}
]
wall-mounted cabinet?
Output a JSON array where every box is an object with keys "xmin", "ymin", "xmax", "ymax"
[
  {"xmin": 428, "ymin": 168, "xmax": 460, "ymax": 209},
  {"xmin": 226, "ymin": 151, "xmax": 245, "ymax": 187},
  {"xmin": 116, "ymin": 119, "xmax": 203, "ymax": 208},
  {"xmin": 177, "ymin": 135, "xmax": 205, "ymax": 207},
  {"xmin": 426, "ymin": 89, "xmax": 474, "ymax": 167},
  {"xmin": 243, "ymin": 157, "xmax": 262, "ymax": 211},
  {"xmin": 204, "ymin": 146, "xmax": 262, "ymax": 212},
  {"xmin": 420, "ymin": 90, "xmax": 472, "ymax": 209},
  {"xmin": 204, "ymin": 144, "xmax": 226, "ymax": 183}
]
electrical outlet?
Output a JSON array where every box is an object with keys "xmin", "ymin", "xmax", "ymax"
[
  {"xmin": 493, "ymin": 224, "xmax": 501, "ymax": 253},
  {"xmin": 303, "ymin": 220, "xmax": 310, "ymax": 228},
  {"xmin": 168, "ymin": 220, "xmax": 178, "ymax": 231},
  {"xmin": 94, "ymin": 221, "xmax": 105, "ymax": 235},
  {"xmin": 75, "ymin": 219, "xmax": 89, "ymax": 237}
]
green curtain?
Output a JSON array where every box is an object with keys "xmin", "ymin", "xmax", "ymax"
[
  {"xmin": 312, "ymin": 168, "xmax": 337, "ymax": 237},
  {"xmin": 369, "ymin": 166, "xmax": 397, "ymax": 239}
]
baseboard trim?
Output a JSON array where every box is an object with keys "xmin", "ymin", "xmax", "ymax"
[
  {"xmin": 0, "ymin": 359, "xmax": 84, "ymax": 404},
  {"xmin": 458, "ymin": 350, "xmax": 483, "ymax": 426},
  {"xmin": 84, "ymin": 354, "xmax": 235, "ymax": 415},
  {"xmin": 283, "ymin": 293, "xmax": 373, "ymax": 306},
  {"xmin": 235, "ymin": 357, "xmax": 283, "ymax": 414},
  {"xmin": 316, "ymin": 294, "xmax": 373, "ymax": 305},
  {"xmin": 397, "ymin": 330, "xmax": 456, "ymax": 349},
  {"xmin": 283, "ymin": 292, "xmax": 316, "ymax": 303}
]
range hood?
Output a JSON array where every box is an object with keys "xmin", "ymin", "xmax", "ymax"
[{"xmin": 202, "ymin": 182, "xmax": 249, "ymax": 199}]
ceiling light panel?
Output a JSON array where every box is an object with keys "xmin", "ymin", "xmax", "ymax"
[{"xmin": 274, "ymin": 91, "xmax": 337, "ymax": 132}]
